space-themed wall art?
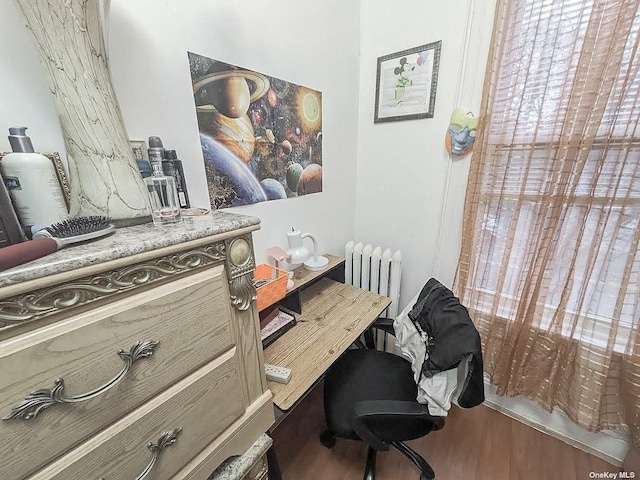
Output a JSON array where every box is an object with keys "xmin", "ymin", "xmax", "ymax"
[
  {"xmin": 374, "ymin": 41, "xmax": 442, "ymax": 123},
  {"xmin": 188, "ymin": 52, "xmax": 323, "ymax": 209}
]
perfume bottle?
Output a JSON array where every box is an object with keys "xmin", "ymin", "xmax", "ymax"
[{"xmin": 145, "ymin": 136, "xmax": 181, "ymax": 225}]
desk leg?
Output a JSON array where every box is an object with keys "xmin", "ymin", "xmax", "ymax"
[
  {"xmin": 266, "ymin": 441, "xmax": 282, "ymax": 480},
  {"xmin": 363, "ymin": 327, "xmax": 376, "ymax": 349},
  {"xmin": 279, "ymin": 290, "xmax": 302, "ymax": 314}
]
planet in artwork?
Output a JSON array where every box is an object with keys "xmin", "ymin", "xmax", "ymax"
[
  {"xmin": 267, "ymin": 89, "xmax": 278, "ymax": 107},
  {"xmin": 198, "ymin": 109, "xmax": 255, "ymax": 163},
  {"xmin": 265, "ymin": 129, "xmax": 276, "ymax": 143},
  {"xmin": 210, "ymin": 76, "xmax": 250, "ymax": 118},
  {"xmin": 286, "ymin": 163, "xmax": 303, "ymax": 191},
  {"xmin": 280, "ymin": 140, "xmax": 292, "ymax": 155},
  {"xmin": 200, "ymin": 133, "xmax": 267, "ymax": 208},
  {"xmin": 297, "ymin": 88, "xmax": 322, "ymax": 130},
  {"xmin": 297, "ymin": 164, "xmax": 322, "ymax": 195},
  {"xmin": 261, "ymin": 178, "xmax": 287, "ymax": 200},
  {"xmin": 192, "ymin": 70, "xmax": 270, "ymax": 118}
]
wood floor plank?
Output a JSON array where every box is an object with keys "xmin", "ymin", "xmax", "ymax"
[{"xmin": 271, "ymin": 381, "xmax": 620, "ymax": 479}]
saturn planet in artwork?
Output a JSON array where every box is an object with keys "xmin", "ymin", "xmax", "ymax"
[{"xmin": 192, "ymin": 69, "xmax": 270, "ymax": 118}]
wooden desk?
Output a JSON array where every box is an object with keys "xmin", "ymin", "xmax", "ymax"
[{"xmin": 263, "ymin": 277, "xmax": 391, "ymax": 411}]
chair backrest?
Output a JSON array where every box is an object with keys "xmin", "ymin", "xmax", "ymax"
[{"xmin": 395, "ymin": 278, "xmax": 485, "ymax": 409}]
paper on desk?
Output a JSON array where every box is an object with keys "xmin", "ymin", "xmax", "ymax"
[{"xmin": 260, "ymin": 310, "xmax": 295, "ymax": 341}]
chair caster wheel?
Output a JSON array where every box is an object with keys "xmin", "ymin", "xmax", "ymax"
[
  {"xmin": 420, "ymin": 474, "xmax": 434, "ymax": 480},
  {"xmin": 320, "ymin": 430, "xmax": 336, "ymax": 448}
]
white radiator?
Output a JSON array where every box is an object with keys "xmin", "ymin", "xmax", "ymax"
[{"xmin": 345, "ymin": 241, "xmax": 401, "ymax": 351}]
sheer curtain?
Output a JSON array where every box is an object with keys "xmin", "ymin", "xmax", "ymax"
[{"xmin": 455, "ymin": 0, "xmax": 640, "ymax": 444}]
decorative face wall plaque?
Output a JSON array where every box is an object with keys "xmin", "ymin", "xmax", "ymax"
[
  {"xmin": 445, "ymin": 108, "xmax": 478, "ymax": 157},
  {"xmin": 188, "ymin": 52, "xmax": 323, "ymax": 209}
]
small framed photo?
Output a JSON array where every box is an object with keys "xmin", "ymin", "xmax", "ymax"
[
  {"xmin": 374, "ymin": 41, "xmax": 442, "ymax": 123},
  {"xmin": 129, "ymin": 140, "xmax": 149, "ymax": 160},
  {"xmin": 0, "ymin": 151, "xmax": 71, "ymax": 211}
]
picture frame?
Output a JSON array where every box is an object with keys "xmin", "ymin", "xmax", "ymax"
[
  {"xmin": 0, "ymin": 151, "xmax": 71, "ymax": 211},
  {"xmin": 188, "ymin": 51, "xmax": 324, "ymax": 209},
  {"xmin": 129, "ymin": 140, "xmax": 149, "ymax": 160},
  {"xmin": 374, "ymin": 41, "xmax": 442, "ymax": 123}
]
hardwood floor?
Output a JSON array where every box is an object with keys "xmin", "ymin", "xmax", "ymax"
[{"xmin": 271, "ymin": 382, "xmax": 619, "ymax": 479}]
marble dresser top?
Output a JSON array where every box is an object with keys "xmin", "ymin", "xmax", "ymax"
[
  {"xmin": 209, "ymin": 434, "xmax": 272, "ymax": 479},
  {"xmin": 0, "ymin": 211, "xmax": 260, "ymax": 288}
]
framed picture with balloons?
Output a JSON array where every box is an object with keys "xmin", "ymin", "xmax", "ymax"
[
  {"xmin": 374, "ymin": 41, "xmax": 442, "ymax": 123},
  {"xmin": 188, "ymin": 52, "xmax": 323, "ymax": 210}
]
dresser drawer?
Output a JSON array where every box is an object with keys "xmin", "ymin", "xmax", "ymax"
[
  {"xmin": 30, "ymin": 350, "xmax": 245, "ymax": 480},
  {"xmin": 0, "ymin": 265, "xmax": 235, "ymax": 480}
]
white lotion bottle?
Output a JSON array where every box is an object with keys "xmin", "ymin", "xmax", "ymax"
[{"xmin": 0, "ymin": 127, "xmax": 68, "ymax": 227}]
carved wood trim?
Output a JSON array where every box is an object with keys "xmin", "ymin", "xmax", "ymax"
[
  {"xmin": 225, "ymin": 235, "xmax": 258, "ymax": 311},
  {"xmin": 0, "ymin": 242, "xmax": 230, "ymax": 330}
]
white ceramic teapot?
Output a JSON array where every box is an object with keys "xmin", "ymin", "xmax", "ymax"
[{"xmin": 284, "ymin": 228, "xmax": 329, "ymax": 271}]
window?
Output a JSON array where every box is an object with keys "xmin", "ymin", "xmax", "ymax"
[{"xmin": 468, "ymin": 0, "xmax": 639, "ymax": 350}]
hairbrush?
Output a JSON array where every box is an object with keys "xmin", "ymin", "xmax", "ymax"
[{"xmin": 0, "ymin": 216, "xmax": 115, "ymax": 271}]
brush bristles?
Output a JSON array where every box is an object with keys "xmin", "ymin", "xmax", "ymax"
[{"xmin": 45, "ymin": 216, "xmax": 112, "ymax": 239}]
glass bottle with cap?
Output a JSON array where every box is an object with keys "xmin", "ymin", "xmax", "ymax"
[{"xmin": 144, "ymin": 136, "xmax": 181, "ymax": 225}]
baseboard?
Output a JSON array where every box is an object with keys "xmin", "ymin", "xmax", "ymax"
[{"xmin": 483, "ymin": 380, "xmax": 629, "ymax": 467}]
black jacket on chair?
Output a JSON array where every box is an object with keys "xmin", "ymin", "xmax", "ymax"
[{"xmin": 407, "ymin": 278, "xmax": 484, "ymax": 409}]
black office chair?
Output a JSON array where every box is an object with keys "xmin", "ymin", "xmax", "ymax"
[
  {"xmin": 320, "ymin": 318, "xmax": 443, "ymax": 480},
  {"xmin": 320, "ymin": 279, "xmax": 484, "ymax": 480}
]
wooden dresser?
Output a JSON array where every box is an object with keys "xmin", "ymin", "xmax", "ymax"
[{"xmin": 0, "ymin": 212, "xmax": 274, "ymax": 480}]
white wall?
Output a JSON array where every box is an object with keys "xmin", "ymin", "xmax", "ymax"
[
  {"xmin": 355, "ymin": 0, "xmax": 494, "ymax": 309},
  {"xmin": 0, "ymin": 0, "xmax": 362, "ymax": 264}
]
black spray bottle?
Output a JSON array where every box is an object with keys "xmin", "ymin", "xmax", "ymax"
[{"xmin": 163, "ymin": 149, "xmax": 190, "ymax": 209}]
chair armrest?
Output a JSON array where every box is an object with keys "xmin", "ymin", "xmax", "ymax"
[
  {"xmin": 351, "ymin": 400, "xmax": 445, "ymax": 450},
  {"xmin": 370, "ymin": 317, "xmax": 396, "ymax": 336},
  {"xmin": 360, "ymin": 317, "xmax": 396, "ymax": 349}
]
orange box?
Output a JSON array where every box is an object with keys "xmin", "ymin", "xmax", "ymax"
[{"xmin": 253, "ymin": 264, "xmax": 288, "ymax": 312}]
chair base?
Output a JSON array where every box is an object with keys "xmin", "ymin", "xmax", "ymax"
[
  {"xmin": 363, "ymin": 442, "xmax": 435, "ymax": 480},
  {"xmin": 322, "ymin": 430, "xmax": 436, "ymax": 480},
  {"xmin": 392, "ymin": 441, "xmax": 435, "ymax": 479},
  {"xmin": 320, "ymin": 429, "xmax": 336, "ymax": 448},
  {"xmin": 363, "ymin": 446, "xmax": 376, "ymax": 480}
]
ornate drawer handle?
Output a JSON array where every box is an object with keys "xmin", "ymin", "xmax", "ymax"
[
  {"xmin": 97, "ymin": 428, "xmax": 181, "ymax": 480},
  {"xmin": 2, "ymin": 340, "xmax": 159, "ymax": 421},
  {"xmin": 135, "ymin": 428, "xmax": 182, "ymax": 480}
]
